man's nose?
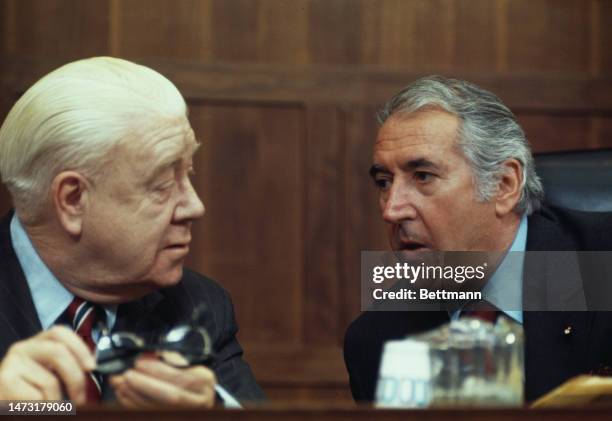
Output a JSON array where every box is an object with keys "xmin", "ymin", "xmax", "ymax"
[
  {"xmin": 381, "ymin": 183, "xmax": 418, "ymax": 224},
  {"xmin": 175, "ymin": 179, "xmax": 205, "ymax": 221}
]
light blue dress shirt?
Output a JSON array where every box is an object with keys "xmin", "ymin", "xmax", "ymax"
[
  {"xmin": 10, "ymin": 214, "xmax": 117, "ymax": 333},
  {"xmin": 452, "ymin": 215, "xmax": 527, "ymax": 324}
]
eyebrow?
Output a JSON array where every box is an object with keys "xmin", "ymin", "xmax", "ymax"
[
  {"xmin": 369, "ymin": 158, "xmax": 441, "ymax": 178},
  {"xmin": 401, "ymin": 158, "xmax": 440, "ymax": 172},
  {"xmin": 145, "ymin": 141, "xmax": 201, "ymax": 185},
  {"xmin": 144, "ymin": 160, "xmax": 178, "ymax": 187},
  {"xmin": 369, "ymin": 164, "xmax": 387, "ymax": 178}
]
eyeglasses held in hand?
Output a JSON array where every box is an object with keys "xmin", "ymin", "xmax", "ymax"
[{"xmin": 95, "ymin": 305, "xmax": 215, "ymax": 375}]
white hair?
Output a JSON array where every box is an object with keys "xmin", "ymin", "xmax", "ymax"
[
  {"xmin": 378, "ymin": 75, "xmax": 544, "ymax": 215},
  {"xmin": 0, "ymin": 56, "xmax": 188, "ymax": 223}
]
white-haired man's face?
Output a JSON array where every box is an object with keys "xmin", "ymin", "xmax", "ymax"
[{"xmin": 72, "ymin": 118, "xmax": 205, "ymax": 301}]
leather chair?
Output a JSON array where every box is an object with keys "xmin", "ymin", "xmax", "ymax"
[{"xmin": 534, "ymin": 149, "xmax": 612, "ymax": 212}]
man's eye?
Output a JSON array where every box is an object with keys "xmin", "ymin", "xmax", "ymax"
[
  {"xmin": 415, "ymin": 171, "xmax": 435, "ymax": 183},
  {"xmin": 156, "ymin": 181, "xmax": 174, "ymax": 192},
  {"xmin": 374, "ymin": 177, "xmax": 392, "ymax": 191}
]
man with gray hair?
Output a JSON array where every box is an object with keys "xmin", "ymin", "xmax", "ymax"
[
  {"xmin": 344, "ymin": 76, "xmax": 612, "ymax": 402},
  {"xmin": 0, "ymin": 57, "xmax": 263, "ymax": 407}
]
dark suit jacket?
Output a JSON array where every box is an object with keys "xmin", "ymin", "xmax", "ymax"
[
  {"xmin": 0, "ymin": 212, "xmax": 265, "ymax": 402},
  {"xmin": 344, "ymin": 206, "xmax": 612, "ymax": 402}
]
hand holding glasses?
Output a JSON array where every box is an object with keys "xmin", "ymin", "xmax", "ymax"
[{"xmin": 95, "ymin": 305, "xmax": 215, "ymax": 375}]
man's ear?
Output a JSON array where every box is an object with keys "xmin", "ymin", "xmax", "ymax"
[
  {"xmin": 495, "ymin": 159, "xmax": 523, "ymax": 217},
  {"xmin": 51, "ymin": 171, "xmax": 90, "ymax": 237}
]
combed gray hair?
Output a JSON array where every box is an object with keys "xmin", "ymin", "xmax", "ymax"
[
  {"xmin": 377, "ymin": 75, "xmax": 543, "ymax": 215},
  {"xmin": 0, "ymin": 57, "xmax": 188, "ymax": 224}
]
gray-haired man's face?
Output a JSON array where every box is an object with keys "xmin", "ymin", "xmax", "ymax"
[{"xmin": 370, "ymin": 109, "xmax": 500, "ymax": 255}]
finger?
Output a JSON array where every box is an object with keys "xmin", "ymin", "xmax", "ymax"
[
  {"xmin": 115, "ymin": 382, "xmax": 157, "ymax": 409},
  {"xmin": 181, "ymin": 366, "xmax": 217, "ymax": 399},
  {"xmin": 124, "ymin": 369, "xmax": 187, "ymax": 404},
  {"xmin": 115, "ymin": 386, "xmax": 144, "ymax": 409},
  {"xmin": 20, "ymin": 359, "xmax": 63, "ymax": 400},
  {"xmin": 0, "ymin": 349, "xmax": 47, "ymax": 400},
  {"xmin": 193, "ymin": 376, "xmax": 216, "ymax": 408},
  {"xmin": 26, "ymin": 340, "xmax": 87, "ymax": 403},
  {"xmin": 109, "ymin": 374, "xmax": 125, "ymax": 391},
  {"xmin": 133, "ymin": 358, "xmax": 189, "ymax": 385},
  {"xmin": 134, "ymin": 358, "xmax": 216, "ymax": 391},
  {"xmin": 0, "ymin": 377, "xmax": 44, "ymax": 400},
  {"xmin": 158, "ymin": 350, "xmax": 188, "ymax": 366},
  {"xmin": 124, "ymin": 369, "xmax": 215, "ymax": 407},
  {"xmin": 43, "ymin": 326, "xmax": 96, "ymax": 371},
  {"xmin": 110, "ymin": 374, "xmax": 157, "ymax": 409}
]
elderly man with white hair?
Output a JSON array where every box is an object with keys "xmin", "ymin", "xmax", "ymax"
[{"xmin": 0, "ymin": 57, "xmax": 264, "ymax": 407}]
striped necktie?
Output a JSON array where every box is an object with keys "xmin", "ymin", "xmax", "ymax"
[
  {"xmin": 460, "ymin": 300, "xmax": 499, "ymax": 323},
  {"xmin": 64, "ymin": 297, "xmax": 103, "ymax": 403}
]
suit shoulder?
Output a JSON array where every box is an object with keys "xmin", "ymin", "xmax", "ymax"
[
  {"xmin": 546, "ymin": 206, "xmax": 612, "ymax": 249},
  {"xmin": 345, "ymin": 311, "xmax": 413, "ymax": 348},
  {"xmin": 159, "ymin": 268, "xmax": 234, "ymax": 318},
  {"xmin": 345, "ymin": 310, "xmax": 449, "ymax": 352},
  {"xmin": 548, "ymin": 205, "xmax": 612, "ymax": 225},
  {"xmin": 179, "ymin": 268, "xmax": 229, "ymax": 298},
  {"xmin": 345, "ymin": 310, "xmax": 384, "ymax": 343}
]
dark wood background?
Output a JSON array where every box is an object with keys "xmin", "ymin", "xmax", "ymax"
[{"xmin": 1, "ymin": 0, "xmax": 611, "ymax": 402}]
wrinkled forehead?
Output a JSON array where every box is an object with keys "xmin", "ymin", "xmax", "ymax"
[
  {"xmin": 126, "ymin": 116, "xmax": 199, "ymax": 164},
  {"xmin": 375, "ymin": 110, "xmax": 460, "ymax": 150}
]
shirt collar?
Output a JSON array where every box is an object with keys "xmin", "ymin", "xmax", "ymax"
[
  {"xmin": 480, "ymin": 215, "xmax": 528, "ymax": 324},
  {"xmin": 10, "ymin": 214, "xmax": 116, "ymax": 330},
  {"xmin": 10, "ymin": 214, "xmax": 74, "ymax": 330}
]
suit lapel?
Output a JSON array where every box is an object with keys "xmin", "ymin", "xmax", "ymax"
[
  {"xmin": 523, "ymin": 311, "xmax": 593, "ymax": 400},
  {"xmin": 0, "ymin": 212, "xmax": 42, "ymax": 358},
  {"xmin": 523, "ymin": 208, "xmax": 595, "ymax": 400}
]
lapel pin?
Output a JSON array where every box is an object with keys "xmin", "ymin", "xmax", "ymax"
[{"xmin": 564, "ymin": 326, "xmax": 572, "ymax": 336}]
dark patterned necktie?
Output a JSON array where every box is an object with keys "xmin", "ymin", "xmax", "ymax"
[
  {"xmin": 64, "ymin": 297, "xmax": 103, "ymax": 403},
  {"xmin": 461, "ymin": 300, "xmax": 499, "ymax": 323},
  {"xmin": 459, "ymin": 300, "xmax": 500, "ymax": 374},
  {"xmin": 462, "ymin": 310, "xmax": 499, "ymax": 323}
]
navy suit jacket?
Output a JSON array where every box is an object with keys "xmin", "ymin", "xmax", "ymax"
[
  {"xmin": 0, "ymin": 212, "xmax": 265, "ymax": 402},
  {"xmin": 344, "ymin": 206, "xmax": 612, "ymax": 402}
]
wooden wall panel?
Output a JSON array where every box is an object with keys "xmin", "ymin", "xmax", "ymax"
[
  {"xmin": 452, "ymin": 0, "xmax": 498, "ymax": 72},
  {"xmin": 598, "ymin": 0, "xmax": 612, "ymax": 75},
  {"xmin": 505, "ymin": 0, "xmax": 591, "ymax": 74},
  {"xmin": 209, "ymin": 0, "xmax": 260, "ymax": 62},
  {"xmin": 0, "ymin": 70, "xmax": 14, "ymax": 216},
  {"xmin": 343, "ymin": 107, "xmax": 388, "ymax": 327},
  {"xmin": 2, "ymin": 0, "xmax": 12, "ymax": 54},
  {"xmin": 307, "ymin": 0, "xmax": 361, "ymax": 65},
  {"xmin": 0, "ymin": 95, "xmax": 9, "ymax": 214},
  {"xmin": 248, "ymin": 346, "xmax": 348, "ymax": 385},
  {"xmin": 255, "ymin": 0, "xmax": 310, "ymax": 64},
  {"xmin": 303, "ymin": 106, "xmax": 343, "ymax": 344},
  {"xmin": 265, "ymin": 385, "xmax": 352, "ymax": 403},
  {"xmin": 0, "ymin": 0, "xmax": 11, "ymax": 219},
  {"xmin": 185, "ymin": 102, "xmax": 304, "ymax": 346},
  {"xmin": 117, "ymin": 0, "xmax": 213, "ymax": 59},
  {"xmin": 11, "ymin": 0, "xmax": 109, "ymax": 58},
  {"xmin": 593, "ymin": 117, "xmax": 612, "ymax": 148},
  {"xmin": 359, "ymin": 0, "xmax": 455, "ymax": 68}
]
